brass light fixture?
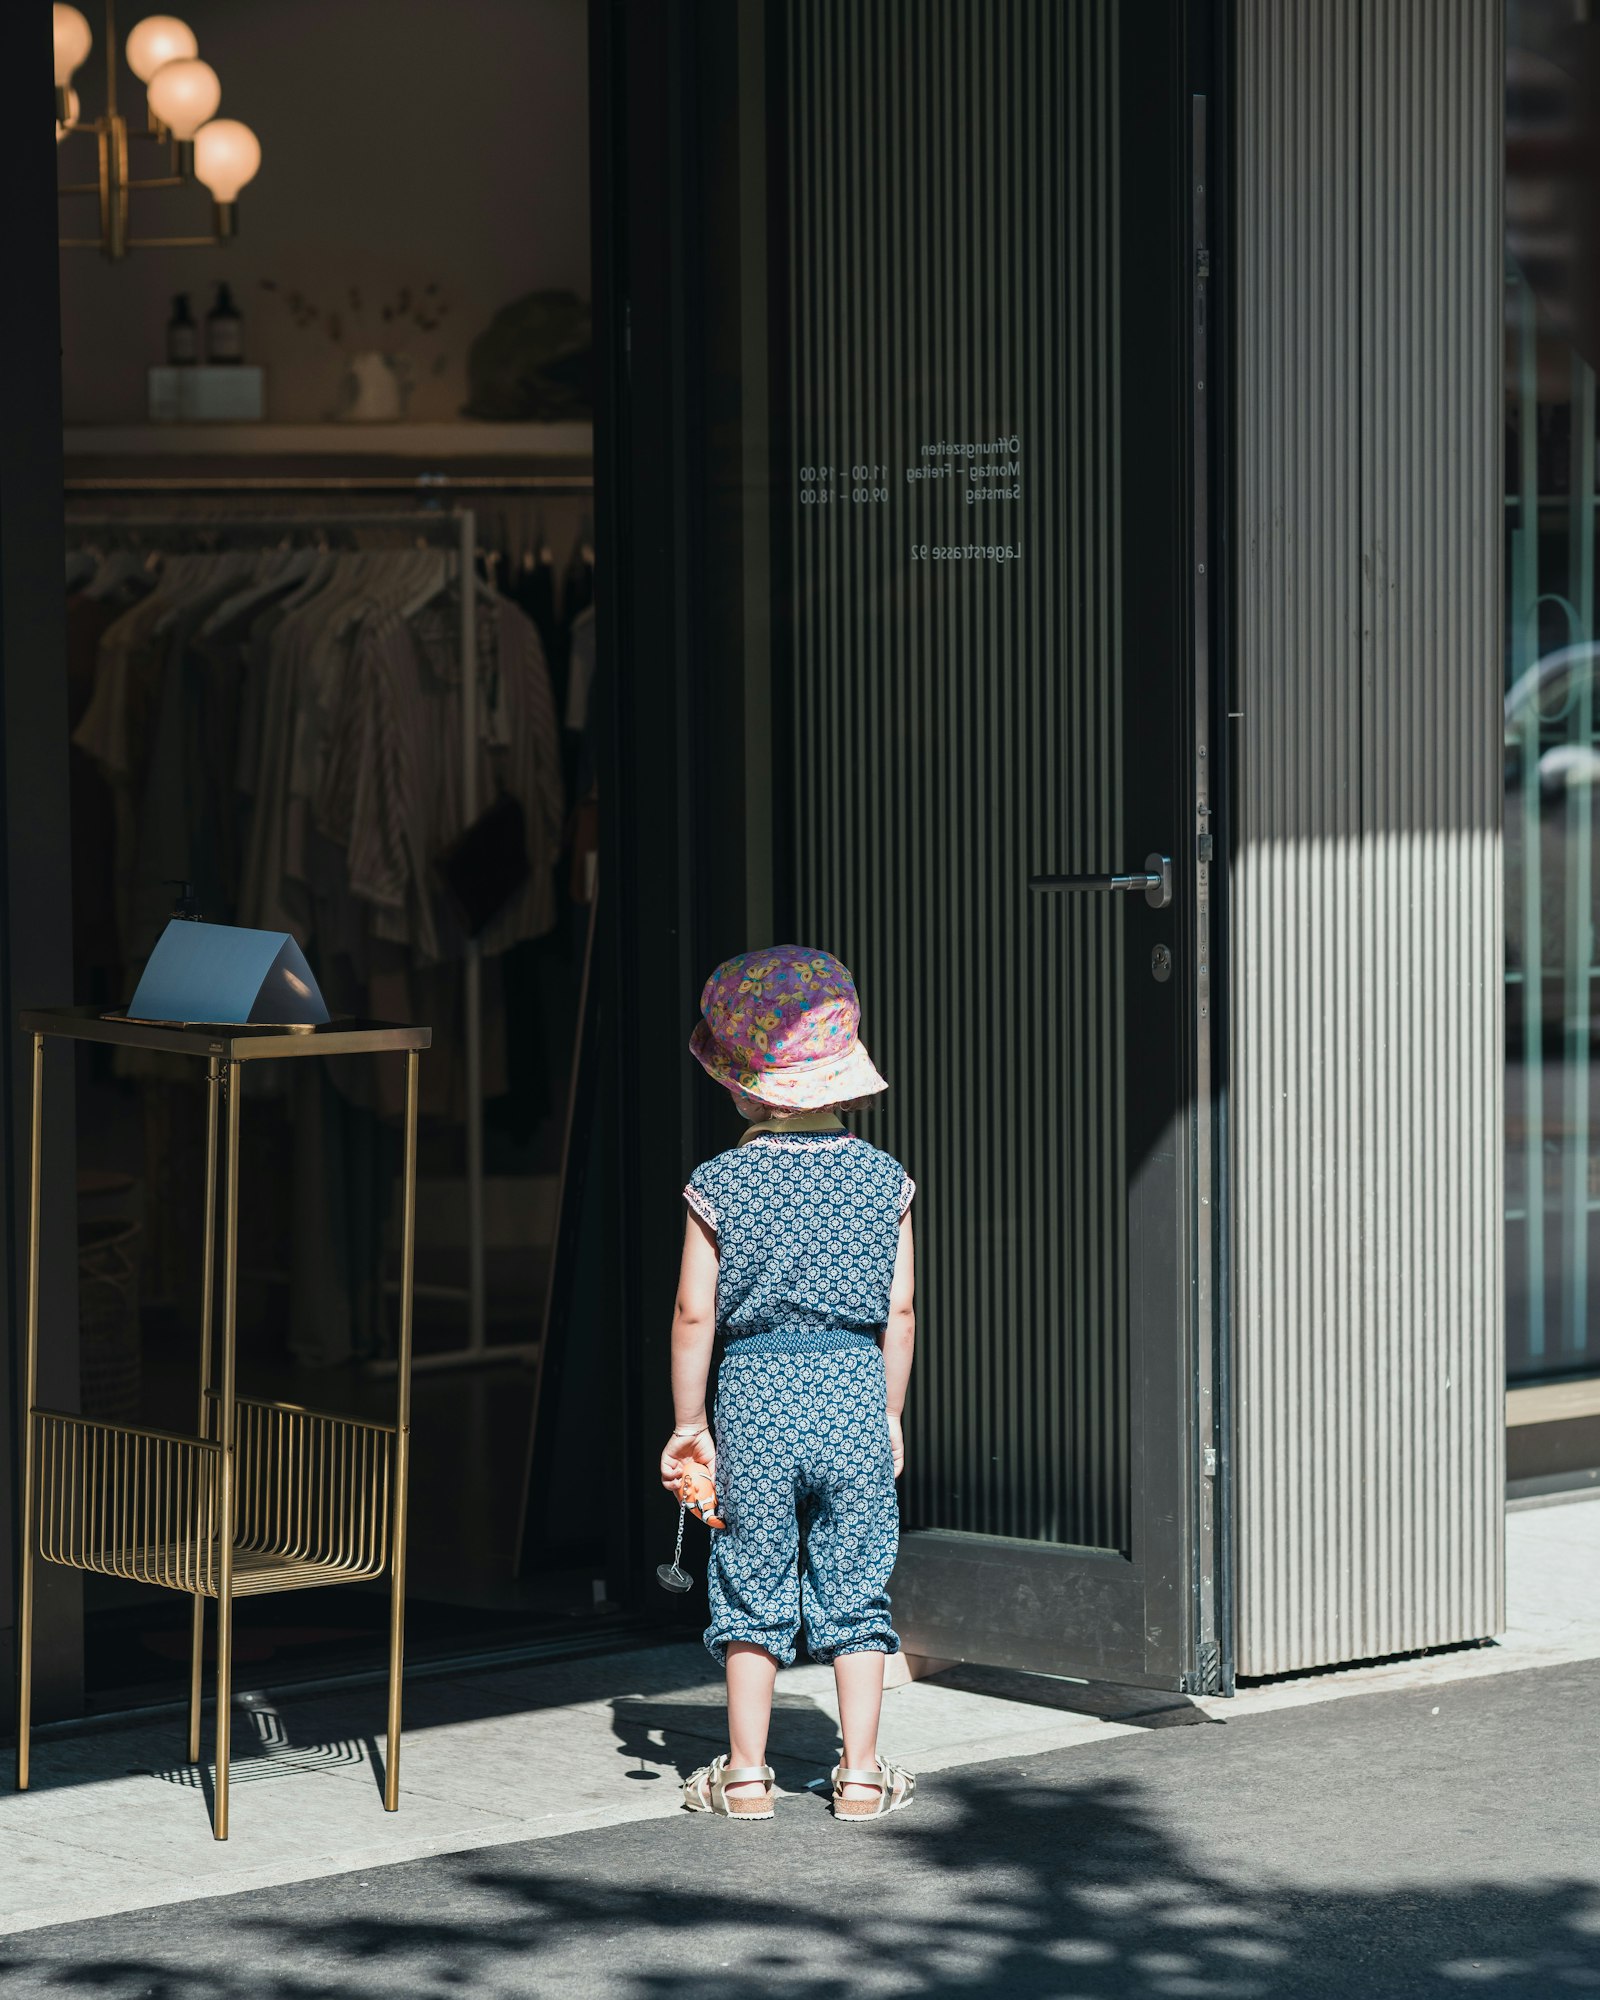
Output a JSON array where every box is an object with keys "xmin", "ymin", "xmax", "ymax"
[{"xmin": 55, "ymin": 2, "xmax": 261, "ymax": 259}]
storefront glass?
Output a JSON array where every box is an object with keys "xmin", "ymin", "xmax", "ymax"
[
  {"xmin": 53, "ymin": 0, "xmax": 614, "ymax": 1706},
  {"xmin": 1505, "ymin": 3, "xmax": 1600, "ymax": 1383}
]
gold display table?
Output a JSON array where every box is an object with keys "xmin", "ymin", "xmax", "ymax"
[{"xmin": 14, "ymin": 1007, "xmax": 430, "ymax": 1839}]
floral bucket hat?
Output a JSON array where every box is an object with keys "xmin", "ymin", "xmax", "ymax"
[{"xmin": 689, "ymin": 946, "xmax": 887, "ymax": 1112}]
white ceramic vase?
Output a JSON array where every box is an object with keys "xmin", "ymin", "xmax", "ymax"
[{"xmin": 337, "ymin": 351, "xmax": 412, "ymax": 422}]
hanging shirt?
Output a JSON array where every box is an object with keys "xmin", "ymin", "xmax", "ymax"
[{"xmin": 325, "ymin": 592, "xmax": 563, "ymax": 965}]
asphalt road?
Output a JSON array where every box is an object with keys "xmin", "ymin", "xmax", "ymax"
[{"xmin": 2, "ymin": 1658, "xmax": 1597, "ymax": 1999}]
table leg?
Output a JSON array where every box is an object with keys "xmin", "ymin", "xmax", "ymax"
[
  {"xmin": 213, "ymin": 1058, "xmax": 241, "ymax": 1840},
  {"xmin": 189, "ymin": 1055, "xmax": 222, "ymax": 1769},
  {"xmin": 16, "ymin": 1035, "xmax": 44, "ymax": 1792},
  {"xmin": 385, "ymin": 1049, "xmax": 419, "ymax": 1811}
]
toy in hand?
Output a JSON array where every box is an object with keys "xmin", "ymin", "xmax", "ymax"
[
  {"xmin": 655, "ymin": 1459, "xmax": 725, "ymax": 1594},
  {"xmin": 675, "ymin": 1461, "xmax": 725, "ymax": 1530}
]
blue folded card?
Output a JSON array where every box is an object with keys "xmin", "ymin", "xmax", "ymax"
[{"xmin": 126, "ymin": 920, "xmax": 330, "ymax": 1027}]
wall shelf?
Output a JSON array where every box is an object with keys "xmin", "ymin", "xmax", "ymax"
[
  {"xmin": 64, "ymin": 421, "xmax": 593, "ymax": 460},
  {"xmin": 1506, "ymin": 1375, "xmax": 1600, "ymax": 1424}
]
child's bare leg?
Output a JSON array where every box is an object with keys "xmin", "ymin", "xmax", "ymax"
[
  {"xmin": 725, "ymin": 1642, "xmax": 779, "ymax": 1797},
  {"xmin": 833, "ymin": 1649, "xmax": 886, "ymax": 1800}
]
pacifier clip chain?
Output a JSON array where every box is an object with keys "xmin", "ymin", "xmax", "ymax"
[{"xmin": 657, "ymin": 1503, "xmax": 692, "ymax": 1593}]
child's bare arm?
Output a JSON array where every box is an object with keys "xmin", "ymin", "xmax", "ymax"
[
  {"xmin": 882, "ymin": 1212, "xmax": 916, "ymax": 1475},
  {"xmin": 660, "ymin": 1212, "xmax": 720, "ymax": 1489}
]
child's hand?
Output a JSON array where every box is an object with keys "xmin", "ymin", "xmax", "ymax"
[
  {"xmin": 887, "ymin": 1412, "xmax": 905, "ymax": 1478},
  {"xmin": 660, "ymin": 1424, "xmax": 716, "ymax": 1494}
]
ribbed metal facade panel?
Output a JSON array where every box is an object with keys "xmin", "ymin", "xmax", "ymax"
[
  {"xmin": 786, "ymin": 0, "xmax": 1130, "ymax": 1549},
  {"xmin": 1233, "ymin": 0, "xmax": 1505, "ymax": 1675}
]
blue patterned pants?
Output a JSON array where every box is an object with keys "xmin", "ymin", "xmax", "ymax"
[{"xmin": 705, "ymin": 1337, "xmax": 901, "ymax": 1668}]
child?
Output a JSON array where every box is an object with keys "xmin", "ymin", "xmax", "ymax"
[{"xmin": 660, "ymin": 946, "xmax": 917, "ymax": 1823}]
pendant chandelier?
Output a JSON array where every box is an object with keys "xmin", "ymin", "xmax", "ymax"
[{"xmin": 54, "ymin": 2, "xmax": 261, "ymax": 260}]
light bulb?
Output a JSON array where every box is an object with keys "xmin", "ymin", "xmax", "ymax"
[
  {"xmin": 126, "ymin": 15, "xmax": 197, "ymax": 84},
  {"xmin": 56, "ymin": 85, "xmax": 80, "ymax": 141},
  {"xmin": 53, "ymin": 5, "xmax": 93, "ymax": 88},
  {"xmin": 194, "ymin": 118, "xmax": 261, "ymax": 203},
  {"xmin": 146, "ymin": 56, "xmax": 220, "ymax": 140}
]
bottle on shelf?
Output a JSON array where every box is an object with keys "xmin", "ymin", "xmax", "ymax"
[
  {"xmin": 165, "ymin": 292, "xmax": 198, "ymax": 366},
  {"xmin": 205, "ymin": 282, "xmax": 244, "ymax": 365}
]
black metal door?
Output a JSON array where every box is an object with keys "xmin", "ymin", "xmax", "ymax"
[{"xmin": 604, "ymin": 0, "xmax": 1218, "ymax": 1690}]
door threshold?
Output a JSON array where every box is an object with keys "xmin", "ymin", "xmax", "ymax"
[{"xmin": 896, "ymin": 1657, "xmax": 1219, "ymax": 1729}]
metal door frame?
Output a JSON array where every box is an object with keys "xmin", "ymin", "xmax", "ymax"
[
  {"xmin": 594, "ymin": 0, "xmax": 1232, "ymax": 1691},
  {"xmin": 880, "ymin": 0, "xmax": 1225, "ymax": 1694}
]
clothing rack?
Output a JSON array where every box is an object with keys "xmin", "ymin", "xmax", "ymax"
[
  {"xmin": 64, "ymin": 474, "xmax": 594, "ymax": 496},
  {"xmin": 64, "ymin": 502, "xmax": 545, "ymax": 1373}
]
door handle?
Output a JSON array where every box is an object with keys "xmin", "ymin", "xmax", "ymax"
[{"xmin": 1029, "ymin": 852, "xmax": 1171, "ymax": 910}]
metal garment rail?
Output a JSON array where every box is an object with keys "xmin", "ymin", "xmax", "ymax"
[
  {"xmin": 64, "ymin": 473, "xmax": 595, "ymax": 495},
  {"xmin": 64, "ymin": 504, "xmax": 522, "ymax": 1368}
]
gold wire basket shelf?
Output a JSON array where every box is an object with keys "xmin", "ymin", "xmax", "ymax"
[
  {"xmin": 15, "ymin": 1008, "xmax": 429, "ymax": 1840},
  {"xmin": 33, "ymin": 1398, "xmax": 394, "ymax": 1599}
]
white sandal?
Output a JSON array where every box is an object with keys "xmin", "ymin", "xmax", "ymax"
[
  {"xmin": 682, "ymin": 1754, "xmax": 776, "ymax": 1819},
  {"xmin": 830, "ymin": 1758, "xmax": 916, "ymax": 1821}
]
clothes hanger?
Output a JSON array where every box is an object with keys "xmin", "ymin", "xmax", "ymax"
[
  {"xmin": 395, "ymin": 548, "xmax": 453, "ymax": 619},
  {"xmin": 404, "ymin": 545, "xmax": 496, "ymax": 619},
  {"xmin": 198, "ymin": 545, "xmax": 314, "ymax": 636},
  {"xmin": 278, "ymin": 542, "xmax": 362, "ymax": 614},
  {"xmin": 84, "ymin": 543, "xmax": 153, "ymax": 601},
  {"xmin": 152, "ymin": 549, "xmax": 254, "ymax": 634},
  {"xmin": 107, "ymin": 544, "xmax": 195, "ymax": 606}
]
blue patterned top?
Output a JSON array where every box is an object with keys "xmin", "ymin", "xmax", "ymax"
[{"xmin": 684, "ymin": 1131, "xmax": 915, "ymax": 1351}]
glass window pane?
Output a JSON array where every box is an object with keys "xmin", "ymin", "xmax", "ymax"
[{"xmin": 1505, "ymin": 6, "xmax": 1600, "ymax": 1381}]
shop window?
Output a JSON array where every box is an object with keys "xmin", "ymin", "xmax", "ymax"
[{"xmin": 1505, "ymin": 4, "xmax": 1600, "ymax": 1382}]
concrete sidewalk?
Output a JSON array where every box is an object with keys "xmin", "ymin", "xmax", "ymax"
[
  {"xmin": 2, "ymin": 1656, "xmax": 1597, "ymax": 1997},
  {"xmin": 0, "ymin": 1492, "xmax": 1596, "ymax": 1955}
]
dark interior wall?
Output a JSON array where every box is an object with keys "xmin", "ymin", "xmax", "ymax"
[
  {"xmin": 58, "ymin": 0, "xmax": 590, "ymax": 425},
  {"xmin": 2, "ymin": 14, "xmax": 83, "ymax": 1725},
  {"xmin": 591, "ymin": 0, "xmax": 701, "ymax": 1602},
  {"xmin": 689, "ymin": 0, "xmax": 777, "ymax": 972},
  {"xmin": 591, "ymin": 0, "xmax": 777, "ymax": 1600}
]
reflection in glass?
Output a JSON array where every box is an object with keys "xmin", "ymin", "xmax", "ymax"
[{"xmin": 1505, "ymin": 8, "xmax": 1600, "ymax": 1381}]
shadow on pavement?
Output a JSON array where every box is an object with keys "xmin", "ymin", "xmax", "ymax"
[
  {"xmin": 610, "ymin": 1689, "xmax": 842, "ymax": 1794},
  {"xmin": 2, "ymin": 1759, "xmax": 1596, "ymax": 1997}
]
